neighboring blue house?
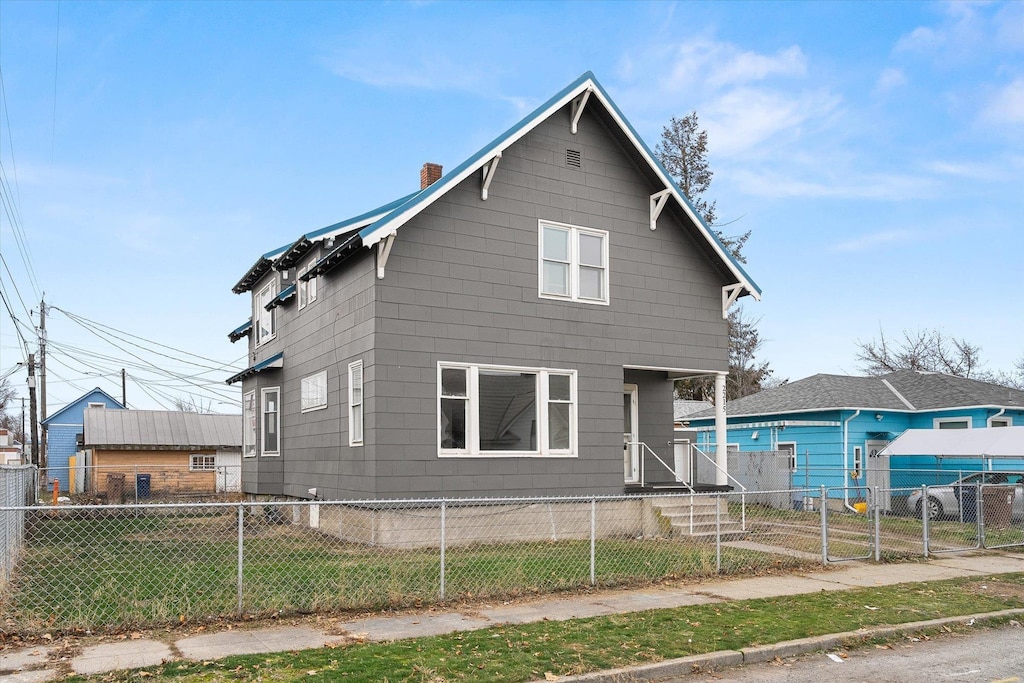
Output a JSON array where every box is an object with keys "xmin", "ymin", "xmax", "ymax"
[
  {"xmin": 685, "ymin": 370, "xmax": 1024, "ymax": 499},
  {"xmin": 41, "ymin": 388, "xmax": 125, "ymax": 489}
]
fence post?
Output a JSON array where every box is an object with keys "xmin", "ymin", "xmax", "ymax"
[
  {"xmin": 440, "ymin": 499, "xmax": 446, "ymax": 601},
  {"xmin": 589, "ymin": 497, "xmax": 596, "ymax": 586},
  {"xmin": 820, "ymin": 485, "xmax": 828, "ymax": 565},
  {"xmin": 134, "ymin": 465, "xmax": 139, "ymax": 505},
  {"xmin": 921, "ymin": 485, "xmax": 930, "ymax": 558},
  {"xmin": 715, "ymin": 495, "xmax": 722, "ymax": 573},
  {"xmin": 976, "ymin": 483, "xmax": 984, "ymax": 549},
  {"xmin": 873, "ymin": 486, "xmax": 881, "ymax": 562},
  {"xmin": 237, "ymin": 503, "xmax": 244, "ymax": 615}
]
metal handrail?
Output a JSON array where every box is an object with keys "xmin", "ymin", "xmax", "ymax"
[
  {"xmin": 630, "ymin": 441, "xmax": 693, "ymax": 491},
  {"xmin": 692, "ymin": 444, "xmax": 747, "ymax": 530}
]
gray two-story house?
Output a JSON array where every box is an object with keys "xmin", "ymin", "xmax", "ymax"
[{"xmin": 228, "ymin": 71, "xmax": 760, "ymax": 501}]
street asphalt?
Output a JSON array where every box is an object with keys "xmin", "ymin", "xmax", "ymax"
[{"xmin": 1, "ymin": 551, "xmax": 1022, "ymax": 682}]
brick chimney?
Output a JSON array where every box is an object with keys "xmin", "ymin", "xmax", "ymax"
[{"xmin": 420, "ymin": 162, "xmax": 442, "ymax": 189}]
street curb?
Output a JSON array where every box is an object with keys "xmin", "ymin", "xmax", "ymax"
[{"xmin": 546, "ymin": 608, "xmax": 1024, "ymax": 682}]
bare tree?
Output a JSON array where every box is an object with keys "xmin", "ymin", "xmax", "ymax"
[
  {"xmin": 172, "ymin": 396, "xmax": 216, "ymax": 414},
  {"xmin": 0, "ymin": 377, "xmax": 23, "ymax": 443},
  {"xmin": 856, "ymin": 328, "xmax": 986, "ymax": 378},
  {"xmin": 676, "ymin": 309, "xmax": 775, "ymax": 402}
]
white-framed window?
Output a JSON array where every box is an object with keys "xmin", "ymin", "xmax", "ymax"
[
  {"xmin": 777, "ymin": 442, "xmax": 797, "ymax": 471},
  {"xmin": 298, "ymin": 259, "xmax": 318, "ymax": 310},
  {"xmin": 853, "ymin": 446, "xmax": 863, "ymax": 474},
  {"xmin": 190, "ymin": 454, "xmax": 216, "ymax": 471},
  {"xmin": 935, "ymin": 418, "xmax": 971, "ymax": 429},
  {"xmin": 348, "ymin": 361, "xmax": 363, "ymax": 446},
  {"xmin": 990, "ymin": 417, "xmax": 1012, "ymax": 428},
  {"xmin": 243, "ymin": 391, "xmax": 256, "ymax": 458},
  {"xmin": 254, "ymin": 280, "xmax": 277, "ymax": 345},
  {"xmin": 301, "ymin": 370, "xmax": 328, "ymax": 413},
  {"xmin": 538, "ymin": 221, "xmax": 609, "ymax": 304},
  {"xmin": 438, "ymin": 362, "xmax": 577, "ymax": 457},
  {"xmin": 261, "ymin": 387, "xmax": 280, "ymax": 455}
]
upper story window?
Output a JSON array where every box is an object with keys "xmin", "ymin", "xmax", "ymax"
[
  {"xmin": 539, "ymin": 221, "xmax": 609, "ymax": 305},
  {"xmin": 254, "ymin": 281, "xmax": 277, "ymax": 345},
  {"xmin": 298, "ymin": 259, "xmax": 318, "ymax": 310},
  {"xmin": 438, "ymin": 362, "xmax": 577, "ymax": 457}
]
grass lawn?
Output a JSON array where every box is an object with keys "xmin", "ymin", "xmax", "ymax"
[
  {"xmin": 64, "ymin": 572, "xmax": 1024, "ymax": 683},
  {"xmin": 1, "ymin": 509, "xmax": 819, "ymax": 634}
]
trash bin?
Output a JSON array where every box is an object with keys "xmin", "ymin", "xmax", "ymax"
[
  {"xmin": 106, "ymin": 473, "xmax": 126, "ymax": 503},
  {"xmin": 982, "ymin": 485, "xmax": 1016, "ymax": 528},
  {"xmin": 956, "ymin": 484, "xmax": 978, "ymax": 523},
  {"xmin": 136, "ymin": 473, "xmax": 152, "ymax": 499}
]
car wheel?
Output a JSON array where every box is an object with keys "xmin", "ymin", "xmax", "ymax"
[{"xmin": 918, "ymin": 496, "xmax": 943, "ymax": 520}]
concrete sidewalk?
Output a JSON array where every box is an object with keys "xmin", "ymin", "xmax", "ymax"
[{"xmin": 2, "ymin": 552, "xmax": 1022, "ymax": 682}]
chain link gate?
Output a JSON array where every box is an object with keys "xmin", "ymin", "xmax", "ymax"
[
  {"xmin": 821, "ymin": 486, "xmax": 875, "ymax": 563},
  {"xmin": 921, "ymin": 484, "xmax": 982, "ymax": 555}
]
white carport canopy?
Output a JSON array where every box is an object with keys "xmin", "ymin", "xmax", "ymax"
[{"xmin": 879, "ymin": 426, "xmax": 1024, "ymax": 457}]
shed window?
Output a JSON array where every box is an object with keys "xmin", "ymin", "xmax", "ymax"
[{"xmin": 190, "ymin": 454, "xmax": 216, "ymax": 471}]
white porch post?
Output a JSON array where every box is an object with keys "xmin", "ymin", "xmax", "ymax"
[{"xmin": 714, "ymin": 372, "xmax": 728, "ymax": 486}]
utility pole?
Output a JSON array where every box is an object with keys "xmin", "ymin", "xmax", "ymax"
[
  {"xmin": 39, "ymin": 298, "xmax": 47, "ymax": 468},
  {"xmin": 121, "ymin": 368, "xmax": 127, "ymax": 407},
  {"xmin": 28, "ymin": 353, "xmax": 39, "ymax": 467}
]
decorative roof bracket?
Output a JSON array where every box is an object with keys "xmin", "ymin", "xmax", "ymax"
[
  {"xmin": 650, "ymin": 189, "xmax": 671, "ymax": 231},
  {"xmin": 480, "ymin": 152, "xmax": 502, "ymax": 201},
  {"xmin": 722, "ymin": 283, "xmax": 744, "ymax": 319},
  {"xmin": 376, "ymin": 233, "xmax": 396, "ymax": 280},
  {"xmin": 570, "ymin": 89, "xmax": 591, "ymax": 134}
]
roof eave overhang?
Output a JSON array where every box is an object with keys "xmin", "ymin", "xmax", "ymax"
[
  {"xmin": 309, "ymin": 234, "xmax": 363, "ymax": 278},
  {"xmin": 265, "ymin": 284, "xmax": 296, "ymax": 311},
  {"xmin": 225, "ymin": 352, "xmax": 284, "ymax": 385},
  {"xmin": 228, "ymin": 319, "xmax": 252, "ymax": 343},
  {"xmin": 273, "ymin": 237, "xmax": 314, "ymax": 271},
  {"xmin": 232, "ymin": 257, "xmax": 274, "ymax": 295}
]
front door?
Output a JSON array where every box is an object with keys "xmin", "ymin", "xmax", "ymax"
[
  {"xmin": 865, "ymin": 440, "xmax": 891, "ymax": 511},
  {"xmin": 624, "ymin": 384, "xmax": 639, "ymax": 483}
]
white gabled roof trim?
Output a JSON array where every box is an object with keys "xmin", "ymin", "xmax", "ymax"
[
  {"xmin": 881, "ymin": 378, "xmax": 917, "ymax": 410},
  {"xmin": 358, "ymin": 72, "xmax": 760, "ymax": 301}
]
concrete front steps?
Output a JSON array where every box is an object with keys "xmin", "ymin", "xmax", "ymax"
[{"xmin": 652, "ymin": 496, "xmax": 747, "ymax": 541}]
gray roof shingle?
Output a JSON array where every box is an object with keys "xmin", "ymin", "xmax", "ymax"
[{"xmin": 686, "ymin": 370, "xmax": 1024, "ymax": 420}]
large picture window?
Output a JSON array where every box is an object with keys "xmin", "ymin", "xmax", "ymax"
[
  {"xmin": 254, "ymin": 281, "xmax": 277, "ymax": 345},
  {"xmin": 301, "ymin": 370, "xmax": 328, "ymax": 412},
  {"xmin": 262, "ymin": 387, "xmax": 280, "ymax": 455},
  {"xmin": 243, "ymin": 391, "xmax": 256, "ymax": 458},
  {"xmin": 438, "ymin": 363, "xmax": 576, "ymax": 457},
  {"xmin": 539, "ymin": 221, "xmax": 608, "ymax": 304}
]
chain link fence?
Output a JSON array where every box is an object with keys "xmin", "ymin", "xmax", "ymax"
[
  {"xmin": 1, "ymin": 486, "xmax": 1021, "ymax": 635},
  {"xmin": 1, "ymin": 465, "xmax": 36, "ymax": 590}
]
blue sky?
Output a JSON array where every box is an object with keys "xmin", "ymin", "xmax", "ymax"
[{"xmin": 1, "ymin": 1, "xmax": 1022, "ymax": 413}]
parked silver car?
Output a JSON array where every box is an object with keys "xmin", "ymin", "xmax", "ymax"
[{"xmin": 907, "ymin": 471, "xmax": 1024, "ymax": 521}]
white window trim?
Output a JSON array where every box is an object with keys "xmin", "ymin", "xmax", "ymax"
[
  {"xmin": 934, "ymin": 417, "xmax": 971, "ymax": 429},
  {"xmin": 254, "ymin": 280, "xmax": 277, "ymax": 346},
  {"xmin": 538, "ymin": 220, "xmax": 610, "ymax": 305},
  {"xmin": 243, "ymin": 391, "xmax": 256, "ymax": 458},
  {"xmin": 437, "ymin": 362, "xmax": 578, "ymax": 458},
  {"xmin": 852, "ymin": 446, "xmax": 863, "ymax": 473},
  {"xmin": 261, "ymin": 387, "xmax": 281, "ymax": 456},
  {"xmin": 300, "ymin": 370, "xmax": 328, "ymax": 413},
  {"xmin": 348, "ymin": 361, "xmax": 364, "ymax": 447},
  {"xmin": 298, "ymin": 258, "xmax": 318, "ymax": 310},
  {"xmin": 190, "ymin": 454, "xmax": 216, "ymax": 471},
  {"xmin": 989, "ymin": 417, "xmax": 1012, "ymax": 427},
  {"xmin": 777, "ymin": 441, "xmax": 797, "ymax": 471}
]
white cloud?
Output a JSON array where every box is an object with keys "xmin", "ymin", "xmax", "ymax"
[
  {"xmin": 895, "ymin": 26, "xmax": 945, "ymax": 53},
  {"xmin": 982, "ymin": 78, "xmax": 1024, "ymax": 124},
  {"xmin": 829, "ymin": 229, "xmax": 918, "ymax": 253},
  {"xmin": 325, "ymin": 53, "xmax": 488, "ymax": 92},
  {"xmin": 874, "ymin": 67, "xmax": 907, "ymax": 94},
  {"xmin": 658, "ymin": 40, "xmax": 806, "ymax": 92},
  {"xmin": 730, "ymin": 168, "xmax": 939, "ymax": 201}
]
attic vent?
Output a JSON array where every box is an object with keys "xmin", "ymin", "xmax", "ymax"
[{"xmin": 566, "ymin": 148, "xmax": 581, "ymax": 168}]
